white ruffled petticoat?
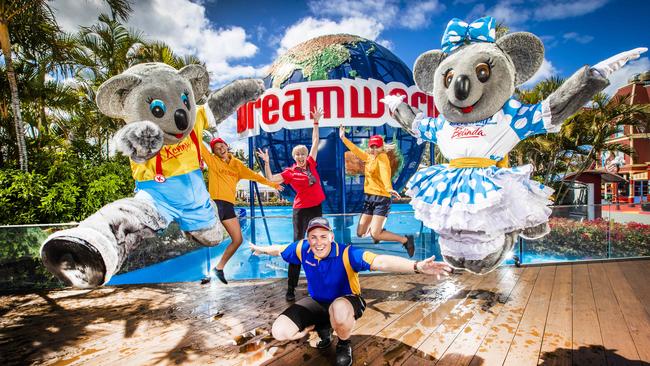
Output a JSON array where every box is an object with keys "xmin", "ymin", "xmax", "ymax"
[{"xmin": 406, "ymin": 164, "xmax": 554, "ymax": 260}]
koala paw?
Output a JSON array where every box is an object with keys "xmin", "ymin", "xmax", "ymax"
[
  {"xmin": 251, "ymin": 79, "xmax": 266, "ymax": 99},
  {"xmin": 116, "ymin": 121, "xmax": 164, "ymax": 163}
]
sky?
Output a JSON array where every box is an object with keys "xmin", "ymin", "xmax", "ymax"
[{"xmin": 51, "ymin": 0, "xmax": 650, "ymax": 149}]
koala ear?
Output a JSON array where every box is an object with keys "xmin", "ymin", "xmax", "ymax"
[
  {"xmin": 496, "ymin": 32, "xmax": 544, "ymax": 85},
  {"xmin": 96, "ymin": 74, "xmax": 141, "ymax": 119},
  {"xmin": 179, "ymin": 64, "xmax": 210, "ymax": 100},
  {"xmin": 413, "ymin": 50, "xmax": 446, "ymax": 94}
]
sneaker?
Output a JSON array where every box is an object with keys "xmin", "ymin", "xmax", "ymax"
[
  {"xmin": 335, "ymin": 339, "xmax": 353, "ymax": 366},
  {"xmin": 285, "ymin": 287, "xmax": 296, "ymax": 302},
  {"xmin": 316, "ymin": 328, "xmax": 332, "ymax": 349},
  {"xmin": 213, "ymin": 268, "xmax": 228, "ymax": 284},
  {"xmin": 403, "ymin": 234, "xmax": 415, "ymax": 258}
]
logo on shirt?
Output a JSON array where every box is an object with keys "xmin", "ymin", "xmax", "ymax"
[
  {"xmin": 305, "ymin": 260, "xmax": 317, "ymax": 267},
  {"xmin": 161, "ymin": 140, "xmax": 192, "ymax": 161},
  {"xmin": 451, "ymin": 127, "xmax": 486, "ymax": 139}
]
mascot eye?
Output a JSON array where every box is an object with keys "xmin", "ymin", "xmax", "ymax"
[
  {"xmin": 475, "ymin": 63, "xmax": 491, "ymax": 83},
  {"xmin": 181, "ymin": 92, "xmax": 191, "ymax": 110},
  {"xmin": 443, "ymin": 70, "xmax": 454, "ymax": 88},
  {"xmin": 149, "ymin": 99, "xmax": 166, "ymax": 118}
]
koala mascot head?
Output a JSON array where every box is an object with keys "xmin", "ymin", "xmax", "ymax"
[
  {"xmin": 413, "ymin": 17, "xmax": 544, "ymax": 123},
  {"xmin": 96, "ymin": 62, "xmax": 209, "ymax": 144}
]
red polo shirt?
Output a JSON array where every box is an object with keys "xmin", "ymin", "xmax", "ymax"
[{"xmin": 280, "ymin": 156, "xmax": 325, "ymax": 209}]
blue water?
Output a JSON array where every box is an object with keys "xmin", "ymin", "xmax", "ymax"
[{"xmin": 108, "ymin": 204, "xmax": 445, "ymax": 285}]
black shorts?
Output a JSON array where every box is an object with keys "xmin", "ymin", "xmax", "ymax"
[
  {"xmin": 214, "ymin": 199, "xmax": 237, "ymax": 221},
  {"xmin": 362, "ymin": 194, "xmax": 391, "ymax": 217},
  {"xmin": 280, "ymin": 295, "xmax": 366, "ymax": 331}
]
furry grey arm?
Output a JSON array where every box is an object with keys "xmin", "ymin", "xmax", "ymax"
[
  {"xmin": 392, "ymin": 102, "xmax": 422, "ymax": 137},
  {"xmin": 206, "ymin": 79, "xmax": 265, "ymax": 124},
  {"xmin": 115, "ymin": 121, "xmax": 164, "ymax": 163},
  {"xmin": 546, "ymin": 65, "xmax": 609, "ymax": 127}
]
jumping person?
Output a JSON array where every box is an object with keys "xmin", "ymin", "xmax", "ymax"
[
  {"xmin": 250, "ymin": 217, "xmax": 452, "ymax": 366},
  {"xmin": 199, "ymin": 137, "xmax": 281, "ymax": 284},
  {"xmin": 256, "ymin": 108, "xmax": 325, "ymax": 302},
  {"xmin": 338, "ymin": 126, "xmax": 415, "ymax": 256}
]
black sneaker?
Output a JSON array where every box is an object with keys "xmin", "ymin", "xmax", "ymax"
[
  {"xmin": 316, "ymin": 328, "xmax": 332, "ymax": 349},
  {"xmin": 335, "ymin": 339, "xmax": 352, "ymax": 366},
  {"xmin": 285, "ymin": 287, "xmax": 296, "ymax": 302},
  {"xmin": 214, "ymin": 268, "xmax": 228, "ymax": 284},
  {"xmin": 403, "ymin": 234, "xmax": 415, "ymax": 258}
]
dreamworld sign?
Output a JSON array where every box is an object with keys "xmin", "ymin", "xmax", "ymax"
[{"xmin": 236, "ymin": 78, "xmax": 438, "ymax": 138}]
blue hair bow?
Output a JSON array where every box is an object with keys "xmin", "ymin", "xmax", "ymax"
[{"xmin": 441, "ymin": 16, "xmax": 496, "ymax": 54}]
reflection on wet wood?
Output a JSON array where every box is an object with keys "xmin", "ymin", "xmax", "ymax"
[{"xmin": 2, "ymin": 260, "xmax": 650, "ymax": 366}]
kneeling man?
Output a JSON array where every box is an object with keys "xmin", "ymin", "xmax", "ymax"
[{"xmin": 250, "ymin": 217, "xmax": 452, "ymax": 366}]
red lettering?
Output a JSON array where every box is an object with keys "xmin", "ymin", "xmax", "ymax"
[
  {"xmin": 262, "ymin": 94, "xmax": 280, "ymax": 125},
  {"xmin": 451, "ymin": 127, "xmax": 486, "ymax": 139},
  {"xmin": 350, "ymin": 86, "xmax": 384, "ymax": 118},
  {"xmin": 282, "ymin": 89, "xmax": 304, "ymax": 122},
  {"xmin": 307, "ymin": 86, "xmax": 344, "ymax": 118},
  {"xmin": 236, "ymin": 104, "xmax": 247, "ymax": 133}
]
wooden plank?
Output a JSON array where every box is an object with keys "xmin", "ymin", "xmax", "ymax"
[
  {"xmin": 619, "ymin": 260, "xmax": 650, "ymax": 318},
  {"xmin": 502, "ymin": 265, "xmax": 556, "ymax": 366},
  {"xmin": 537, "ymin": 264, "xmax": 572, "ymax": 366},
  {"xmin": 398, "ymin": 267, "xmax": 510, "ymax": 365},
  {"xmin": 571, "ymin": 264, "xmax": 606, "ymax": 366},
  {"xmin": 302, "ymin": 272, "xmax": 486, "ymax": 366},
  {"xmin": 432, "ymin": 266, "xmax": 523, "ymax": 366},
  {"xmin": 467, "ymin": 266, "xmax": 540, "ymax": 366},
  {"xmin": 604, "ymin": 261, "xmax": 650, "ymax": 363},
  {"xmin": 588, "ymin": 262, "xmax": 640, "ymax": 365}
]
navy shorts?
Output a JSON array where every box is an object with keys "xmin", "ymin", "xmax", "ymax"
[
  {"xmin": 281, "ymin": 295, "xmax": 366, "ymax": 331},
  {"xmin": 214, "ymin": 199, "xmax": 237, "ymax": 221},
  {"xmin": 362, "ymin": 194, "xmax": 391, "ymax": 217}
]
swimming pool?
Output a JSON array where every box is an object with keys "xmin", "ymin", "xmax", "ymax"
[{"xmin": 107, "ymin": 204, "xmax": 447, "ymax": 285}]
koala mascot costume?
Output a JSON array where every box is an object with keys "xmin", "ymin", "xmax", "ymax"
[
  {"xmin": 40, "ymin": 63, "xmax": 265, "ymax": 288},
  {"xmin": 383, "ymin": 16, "xmax": 646, "ymax": 274}
]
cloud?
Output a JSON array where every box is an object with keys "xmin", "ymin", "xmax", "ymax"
[
  {"xmin": 602, "ymin": 57, "xmax": 650, "ymax": 96},
  {"xmin": 533, "ymin": 0, "xmax": 609, "ymax": 21},
  {"xmin": 277, "ymin": 17, "xmax": 384, "ymax": 55},
  {"xmin": 51, "ymin": 0, "xmax": 266, "ymax": 87},
  {"xmin": 399, "ymin": 1, "xmax": 445, "ymax": 30},
  {"xmin": 562, "ymin": 32, "xmax": 594, "ymax": 44},
  {"xmin": 306, "ymin": 0, "xmax": 442, "ymax": 30},
  {"xmin": 520, "ymin": 59, "xmax": 559, "ymax": 89}
]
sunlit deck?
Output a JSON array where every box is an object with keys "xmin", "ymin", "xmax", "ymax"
[{"xmin": 2, "ymin": 259, "xmax": 650, "ymax": 365}]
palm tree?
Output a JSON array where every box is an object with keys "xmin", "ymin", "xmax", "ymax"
[
  {"xmin": 555, "ymin": 93, "xmax": 650, "ymax": 201},
  {"xmin": 0, "ymin": 0, "xmax": 132, "ymax": 171}
]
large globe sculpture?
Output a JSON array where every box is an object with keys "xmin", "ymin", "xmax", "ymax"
[{"xmin": 254, "ymin": 34, "xmax": 425, "ymax": 215}]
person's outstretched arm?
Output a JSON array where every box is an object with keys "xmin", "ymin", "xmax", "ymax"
[
  {"xmin": 309, "ymin": 108, "xmax": 322, "ymax": 161},
  {"xmin": 371, "ymin": 255, "xmax": 452, "ymax": 280},
  {"xmin": 339, "ymin": 125, "xmax": 368, "ymax": 161},
  {"xmin": 250, "ymin": 243, "xmax": 287, "ymax": 257},
  {"xmin": 256, "ymin": 148, "xmax": 285, "ymax": 183},
  {"xmin": 235, "ymin": 159, "xmax": 283, "ymax": 190}
]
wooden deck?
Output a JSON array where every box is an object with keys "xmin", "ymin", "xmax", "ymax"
[{"xmin": 2, "ymin": 259, "xmax": 650, "ymax": 365}]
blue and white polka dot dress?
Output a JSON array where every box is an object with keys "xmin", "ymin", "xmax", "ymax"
[{"xmin": 407, "ymin": 97, "xmax": 557, "ymax": 260}]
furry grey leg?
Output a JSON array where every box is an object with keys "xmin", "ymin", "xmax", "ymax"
[
  {"xmin": 520, "ymin": 222, "xmax": 551, "ymax": 240},
  {"xmin": 546, "ymin": 66, "xmax": 609, "ymax": 127},
  {"xmin": 184, "ymin": 222, "xmax": 224, "ymax": 247},
  {"xmin": 207, "ymin": 79, "xmax": 265, "ymax": 124},
  {"xmin": 464, "ymin": 231, "xmax": 519, "ymax": 275},
  {"xmin": 442, "ymin": 231, "xmax": 520, "ymax": 275},
  {"xmin": 40, "ymin": 197, "xmax": 167, "ymax": 288}
]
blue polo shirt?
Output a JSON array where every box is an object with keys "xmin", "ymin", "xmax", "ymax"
[{"xmin": 280, "ymin": 240, "xmax": 377, "ymax": 303}]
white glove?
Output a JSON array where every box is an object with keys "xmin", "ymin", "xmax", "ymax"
[
  {"xmin": 380, "ymin": 94, "xmax": 406, "ymax": 113},
  {"xmin": 592, "ymin": 47, "xmax": 647, "ymax": 78}
]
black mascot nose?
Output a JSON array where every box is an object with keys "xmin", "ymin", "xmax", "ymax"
[
  {"xmin": 454, "ymin": 75, "xmax": 471, "ymax": 101},
  {"xmin": 174, "ymin": 109, "xmax": 188, "ymax": 130}
]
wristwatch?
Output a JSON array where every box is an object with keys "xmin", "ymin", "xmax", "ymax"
[{"xmin": 413, "ymin": 260, "xmax": 421, "ymax": 274}]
